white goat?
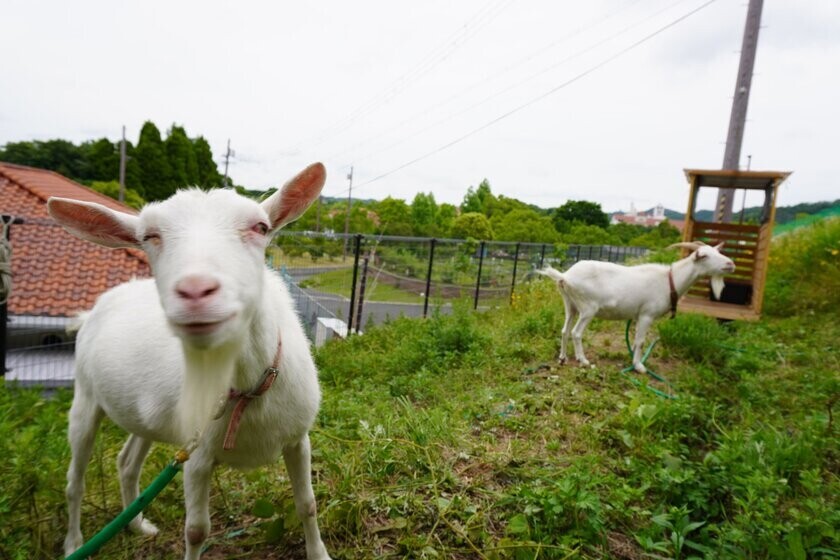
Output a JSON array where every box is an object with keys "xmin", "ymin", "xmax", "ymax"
[
  {"xmin": 538, "ymin": 242, "xmax": 734, "ymax": 373},
  {"xmin": 48, "ymin": 163, "xmax": 331, "ymax": 560}
]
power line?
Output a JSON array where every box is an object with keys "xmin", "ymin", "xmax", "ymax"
[
  {"xmin": 337, "ymin": 0, "xmax": 693, "ymax": 171},
  {"xmin": 331, "ymin": 0, "xmax": 719, "ymax": 197},
  {"xmin": 284, "ymin": 0, "xmax": 516, "ymax": 155},
  {"xmin": 325, "ymin": 0, "xmax": 651, "ymax": 165}
]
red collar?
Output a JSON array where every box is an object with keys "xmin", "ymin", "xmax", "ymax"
[
  {"xmin": 222, "ymin": 339, "xmax": 282, "ymax": 451},
  {"xmin": 668, "ymin": 267, "xmax": 678, "ymax": 319}
]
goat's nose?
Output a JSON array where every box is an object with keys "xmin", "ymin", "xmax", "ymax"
[{"xmin": 175, "ymin": 275, "xmax": 221, "ymax": 302}]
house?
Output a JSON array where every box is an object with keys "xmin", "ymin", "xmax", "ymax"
[
  {"xmin": 611, "ymin": 203, "xmax": 684, "ymax": 232},
  {"xmin": 0, "ymin": 162, "xmax": 150, "ymax": 385}
]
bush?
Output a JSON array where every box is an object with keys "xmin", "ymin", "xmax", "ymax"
[{"xmin": 765, "ymin": 218, "xmax": 840, "ymax": 316}]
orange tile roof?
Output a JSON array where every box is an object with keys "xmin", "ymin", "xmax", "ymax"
[{"xmin": 0, "ymin": 162, "xmax": 150, "ymax": 317}]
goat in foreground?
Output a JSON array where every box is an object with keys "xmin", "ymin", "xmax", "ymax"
[
  {"xmin": 49, "ymin": 164, "xmax": 331, "ymax": 560},
  {"xmin": 538, "ymin": 242, "xmax": 734, "ymax": 374}
]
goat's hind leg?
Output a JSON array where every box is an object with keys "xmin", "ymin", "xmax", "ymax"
[
  {"xmin": 284, "ymin": 435, "xmax": 330, "ymax": 560},
  {"xmin": 117, "ymin": 434, "xmax": 158, "ymax": 536},
  {"xmin": 558, "ymin": 294, "xmax": 576, "ymax": 365},
  {"xmin": 571, "ymin": 311, "xmax": 596, "ymax": 367},
  {"xmin": 64, "ymin": 389, "xmax": 104, "ymax": 556}
]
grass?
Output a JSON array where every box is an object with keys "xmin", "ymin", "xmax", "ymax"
[
  {"xmin": 300, "ymin": 268, "xmax": 426, "ymax": 304},
  {"xmin": 2, "ymin": 221, "xmax": 838, "ymax": 559}
]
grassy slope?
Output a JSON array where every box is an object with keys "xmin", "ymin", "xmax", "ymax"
[{"xmin": 1, "ymin": 223, "xmax": 838, "ymax": 560}]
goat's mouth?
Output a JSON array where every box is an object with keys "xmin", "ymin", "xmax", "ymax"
[
  {"xmin": 174, "ymin": 314, "xmax": 236, "ymax": 336},
  {"xmin": 722, "ymin": 263, "xmax": 736, "ymax": 274}
]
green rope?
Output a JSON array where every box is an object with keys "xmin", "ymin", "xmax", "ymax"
[
  {"xmin": 64, "ymin": 460, "xmax": 183, "ymax": 560},
  {"xmin": 620, "ymin": 320, "xmax": 678, "ymax": 400}
]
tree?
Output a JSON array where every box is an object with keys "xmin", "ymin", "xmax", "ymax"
[
  {"xmin": 193, "ymin": 136, "xmax": 223, "ymax": 188},
  {"xmin": 81, "ymin": 138, "xmax": 119, "ymax": 182},
  {"xmin": 553, "ymin": 200, "xmax": 610, "ymax": 231},
  {"xmin": 165, "ymin": 125, "xmax": 199, "ymax": 187},
  {"xmin": 88, "ymin": 180, "xmax": 146, "ymax": 210},
  {"xmin": 461, "ymin": 179, "xmax": 496, "ymax": 215},
  {"xmin": 375, "ymin": 197, "xmax": 413, "ymax": 236},
  {"xmin": 436, "ymin": 203, "xmax": 457, "ymax": 236},
  {"xmin": 559, "ymin": 223, "xmax": 618, "ymax": 245},
  {"xmin": 411, "ymin": 192, "xmax": 438, "ymax": 236},
  {"xmin": 135, "ymin": 121, "xmax": 173, "ymax": 201},
  {"xmin": 492, "ymin": 208, "xmax": 559, "ymax": 243},
  {"xmin": 451, "ymin": 212, "xmax": 493, "ymax": 240}
]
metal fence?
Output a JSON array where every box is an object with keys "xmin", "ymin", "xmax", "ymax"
[{"xmin": 2, "ymin": 229, "xmax": 646, "ymax": 387}]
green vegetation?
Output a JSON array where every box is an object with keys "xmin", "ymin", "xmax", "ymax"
[
  {"xmin": 0, "ymin": 122, "xmax": 225, "ymax": 201},
  {"xmin": 300, "ymin": 267, "xmax": 425, "ymax": 304},
  {"xmin": 1, "ymin": 220, "xmax": 837, "ymax": 559}
]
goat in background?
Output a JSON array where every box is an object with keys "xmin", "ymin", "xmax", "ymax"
[{"xmin": 538, "ymin": 241, "xmax": 734, "ymax": 374}]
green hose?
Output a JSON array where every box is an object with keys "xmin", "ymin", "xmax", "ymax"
[
  {"xmin": 64, "ymin": 460, "xmax": 183, "ymax": 560},
  {"xmin": 620, "ymin": 320, "xmax": 678, "ymax": 400}
]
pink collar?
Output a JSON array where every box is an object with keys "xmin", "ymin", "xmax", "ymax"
[{"xmin": 222, "ymin": 339, "xmax": 282, "ymax": 451}]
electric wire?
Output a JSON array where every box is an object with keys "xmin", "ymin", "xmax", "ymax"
[{"xmin": 328, "ymin": 0, "xmax": 719, "ymax": 197}]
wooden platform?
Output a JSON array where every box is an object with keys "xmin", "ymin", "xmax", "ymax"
[{"xmin": 678, "ymin": 297, "xmax": 760, "ymax": 321}]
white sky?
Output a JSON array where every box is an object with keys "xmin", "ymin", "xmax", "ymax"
[{"xmin": 1, "ymin": 0, "xmax": 837, "ymax": 212}]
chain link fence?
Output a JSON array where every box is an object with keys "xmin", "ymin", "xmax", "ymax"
[{"xmin": 3, "ymin": 229, "xmax": 646, "ymax": 387}]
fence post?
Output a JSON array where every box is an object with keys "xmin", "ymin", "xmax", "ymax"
[
  {"xmin": 509, "ymin": 243, "xmax": 521, "ymax": 305},
  {"xmin": 355, "ymin": 257, "xmax": 369, "ymax": 333},
  {"xmin": 346, "ymin": 234, "xmax": 362, "ymax": 337},
  {"xmin": 539, "ymin": 244, "xmax": 547, "ymax": 269},
  {"xmin": 575, "ymin": 245, "xmax": 581, "ymax": 262},
  {"xmin": 423, "ymin": 238, "xmax": 436, "ymax": 318},
  {"xmin": 473, "ymin": 240, "xmax": 486, "ymax": 310},
  {"xmin": 1, "ymin": 215, "xmax": 22, "ymax": 377}
]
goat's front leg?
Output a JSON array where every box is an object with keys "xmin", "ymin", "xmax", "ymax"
[
  {"xmin": 571, "ymin": 312, "xmax": 595, "ymax": 367},
  {"xmin": 183, "ymin": 449, "xmax": 214, "ymax": 560},
  {"xmin": 64, "ymin": 393, "xmax": 103, "ymax": 557},
  {"xmin": 283, "ymin": 435, "xmax": 330, "ymax": 560},
  {"xmin": 117, "ymin": 435, "xmax": 158, "ymax": 536},
  {"xmin": 632, "ymin": 316, "xmax": 654, "ymax": 374}
]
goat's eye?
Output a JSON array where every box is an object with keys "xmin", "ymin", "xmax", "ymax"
[
  {"xmin": 251, "ymin": 223, "xmax": 270, "ymax": 236},
  {"xmin": 142, "ymin": 232, "xmax": 161, "ymax": 244}
]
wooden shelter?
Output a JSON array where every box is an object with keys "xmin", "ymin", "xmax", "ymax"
[{"xmin": 679, "ymin": 168, "xmax": 791, "ymax": 321}]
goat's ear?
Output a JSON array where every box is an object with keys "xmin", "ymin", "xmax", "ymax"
[
  {"xmin": 262, "ymin": 163, "xmax": 326, "ymax": 230},
  {"xmin": 47, "ymin": 197, "xmax": 140, "ymax": 249}
]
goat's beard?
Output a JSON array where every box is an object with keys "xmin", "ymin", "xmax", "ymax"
[
  {"xmin": 710, "ymin": 275, "xmax": 725, "ymax": 300},
  {"xmin": 178, "ymin": 342, "xmax": 238, "ymax": 445}
]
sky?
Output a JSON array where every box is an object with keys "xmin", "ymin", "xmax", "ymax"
[{"xmin": 1, "ymin": 0, "xmax": 838, "ymax": 213}]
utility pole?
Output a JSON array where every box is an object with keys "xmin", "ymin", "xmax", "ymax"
[
  {"xmin": 715, "ymin": 0, "xmax": 764, "ymax": 223},
  {"xmin": 118, "ymin": 125, "xmax": 127, "ymax": 203},
  {"xmin": 222, "ymin": 139, "xmax": 234, "ymax": 188},
  {"xmin": 315, "ymin": 196, "xmax": 322, "ymax": 232},
  {"xmin": 342, "ymin": 166, "xmax": 354, "ymax": 260}
]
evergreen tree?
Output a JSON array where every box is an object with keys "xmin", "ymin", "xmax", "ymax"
[
  {"xmin": 165, "ymin": 125, "xmax": 199, "ymax": 188},
  {"xmin": 193, "ymin": 136, "xmax": 223, "ymax": 188},
  {"xmin": 81, "ymin": 138, "xmax": 119, "ymax": 182},
  {"xmin": 135, "ymin": 121, "xmax": 173, "ymax": 201}
]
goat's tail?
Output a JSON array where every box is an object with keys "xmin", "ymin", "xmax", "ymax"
[{"xmin": 535, "ymin": 265, "xmax": 564, "ymax": 286}]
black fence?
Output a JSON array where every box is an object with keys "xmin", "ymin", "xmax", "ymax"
[{"xmin": 2, "ymin": 229, "xmax": 646, "ymax": 387}]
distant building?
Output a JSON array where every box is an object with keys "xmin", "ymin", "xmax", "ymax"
[
  {"xmin": 1, "ymin": 162, "xmax": 150, "ymax": 385},
  {"xmin": 611, "ymin": 203, "xmax": 684, "ymax": 232}
]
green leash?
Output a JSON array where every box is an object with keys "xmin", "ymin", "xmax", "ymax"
[
  {"xmin": 619, "ymin": 320, "xmax": 678, "ymax": 400},
  {"xmin": 64, "ymin": 447, "xmax": 193, "ymax": 559}
]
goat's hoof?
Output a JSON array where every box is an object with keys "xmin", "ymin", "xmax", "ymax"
[
  {"xmin": 306, "ymin": 541, "xmax": 331, "ymax": 560},
  {"xmin": 130, "ymin": 517, "xmax": 159, "ymax": 537},
  {"xmin": 64, "ymin": 533, "xmax": 83, "ymax": 556},
  {"xmin": 558, "ymin": 356, "xmax": 567, "ymax": 365},
  {"xmin": 634, "ymin": 364, "xmax": 647, "ymax": 375}
]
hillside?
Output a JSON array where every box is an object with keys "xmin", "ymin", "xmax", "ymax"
[
  {"xmin": 648, "ymin": 199, "xmax": 840, "ymax": 226},
  {"xmin": 1, "ymin": 219, "xmax": 837, "ymax": 559}
]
